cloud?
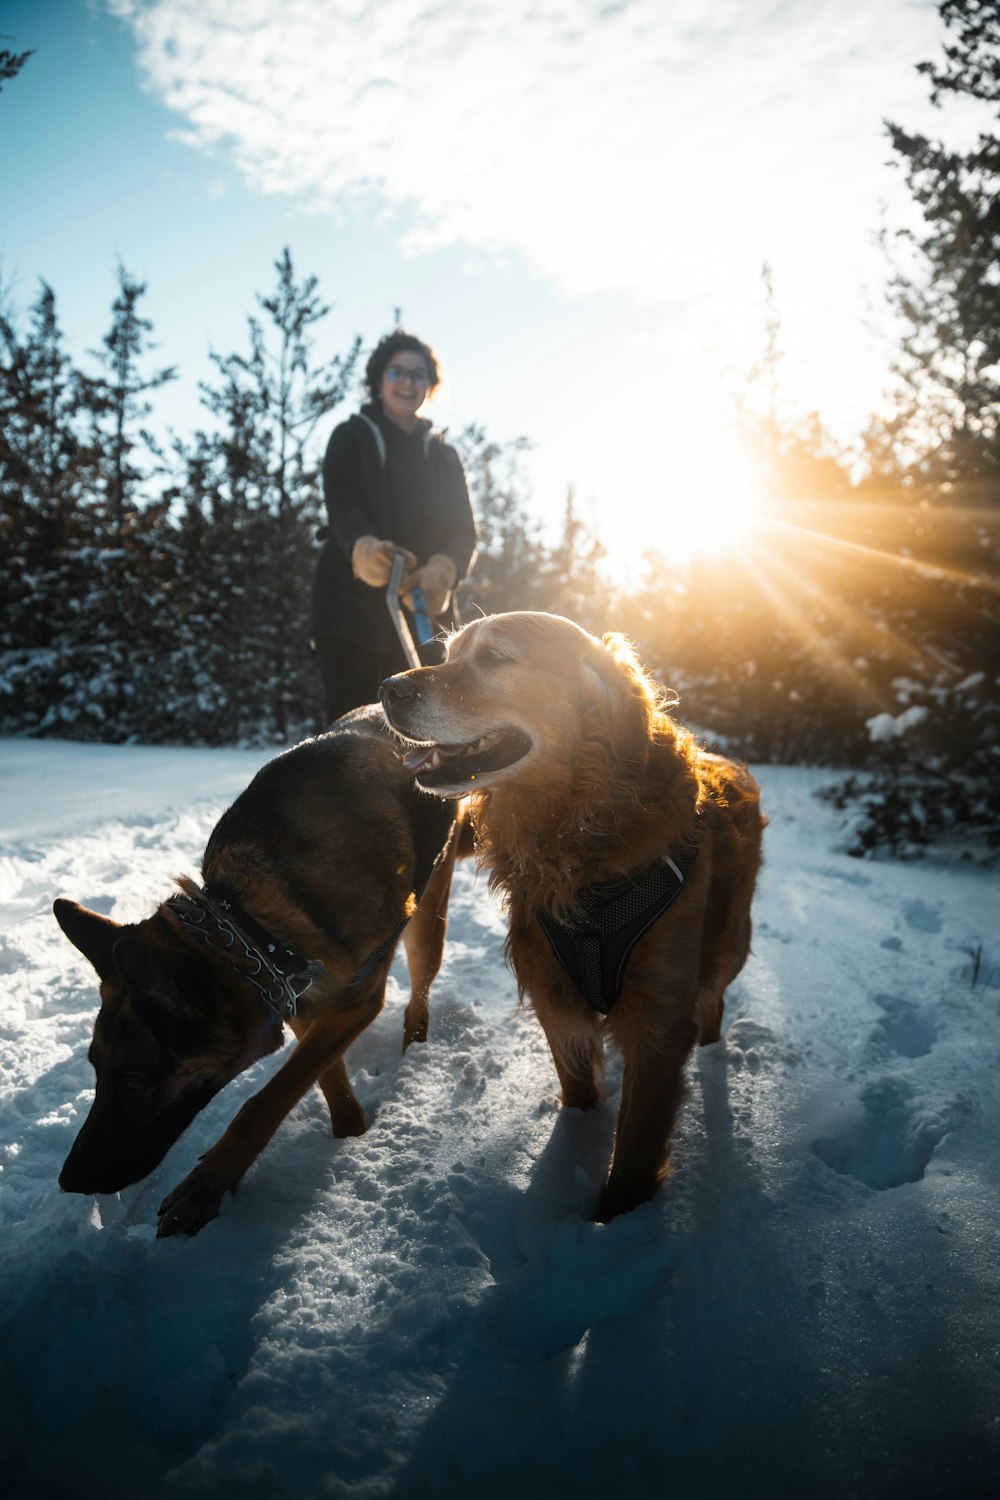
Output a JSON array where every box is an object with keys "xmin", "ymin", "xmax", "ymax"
[
  {"xmin": 105, "ymin": 0, "xmax": 965, "ymax": 462},
  {"xmin": 106, "ymin": 0, "xmax": 949, "ymax": 417}
]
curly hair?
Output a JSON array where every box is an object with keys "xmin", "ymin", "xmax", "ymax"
[{"xmin": 365, "ymin": 331, "xmax": 441, "ymax": 403}]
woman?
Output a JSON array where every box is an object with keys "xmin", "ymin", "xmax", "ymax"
[{"xmin": 310, "ymin": 330, "xmax": 478, "ymax": 723}]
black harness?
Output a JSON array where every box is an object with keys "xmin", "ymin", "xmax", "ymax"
[{"xmin": 536, "ymin": 844, "xmax": 699, "ymax": 1015}]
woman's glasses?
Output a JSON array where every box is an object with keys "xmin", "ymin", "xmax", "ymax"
[{"xmin": 385, "ymin": 364, "xmax": 430, "ymax": 387}]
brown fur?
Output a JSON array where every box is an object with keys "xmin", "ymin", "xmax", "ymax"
[
  {"xmin": 381, "ymin": 612, "xmax": 764, "ymax": 1222},
  {"xmin": 54, "ymin": 707, "xmax": 465, "ymax": 1236}
]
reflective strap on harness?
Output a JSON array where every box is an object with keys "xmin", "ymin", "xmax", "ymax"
[{"xmin": 536, "ymin": 844, "xmax": 699, "ymax": 1015}]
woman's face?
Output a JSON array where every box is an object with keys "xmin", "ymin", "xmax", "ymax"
[{"xmin": 379, "ymin": 351, "xmax": 432, "ymax": 431}]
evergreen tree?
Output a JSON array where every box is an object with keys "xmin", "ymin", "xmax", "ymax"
[
  {"xmin": 427, "ymin": 427, "xmax": 618, "ymax": 628},
  {"xmin": 824, "ymin": 0, "xmax": 1000, "ymax": 854},
  {"xmin": 2, "ymin": 253, "xmax": 622, "ymax": 746},
  {"xmin": 169, "ymin": 249, "xmax": 360, "ymax": 742},
  {"xmin": 453, "ymin": 425, "xmax": 551, "ymax": 617},
  {"xmin": 885, "ymin": 0, "xmax": 1000, "ymax": 481},
  {"xmin": 734, "ymin": 265, "xmax": 853, "ymax": 504},
  {"xmin": 0, "ymin": 46, "xmax": 33, "ymax": 93},
  {"xmin": 63, "ymin": 265, "xmax": 177, "ymax": 739},
  {"xmin": 0, "ymin": 281, "xmax": 102, "ymax": 732},
  {"xmin": 540, "ymin": 488, "xmax": 614, "ymax": 632},
  {"xmin": 84, "ymin": 265, "xmax": 176, "ymax": 549}
]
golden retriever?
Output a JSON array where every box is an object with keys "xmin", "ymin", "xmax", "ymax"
[{"xmin": 381, "ymin": 611, "xmax": 764, "ymax": 1222}]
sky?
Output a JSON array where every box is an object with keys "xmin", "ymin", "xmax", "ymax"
[
  {"xmin": 1, "ymin": 739, "xmax": 998, "ymax": 1497},
  {"xmin": 0, "ymin": 0, "xmax": 967, "ymax": 566}
]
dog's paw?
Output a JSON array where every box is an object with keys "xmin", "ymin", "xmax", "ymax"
[
  {"xmin": 330, "ymin": 1098, "xmax": 367, "ymax": 1138},
  {"xmin": 592, "ymin": 1191, "xmax": 623, "ymax": 1225},
  {"xmin": 593, "ymin": 1176, "xmax": 659, "ymax": 1224},
  {"xmin": 401, "ymin": 1003, "xmax": 429, "ymax": 1050},
  {"xmin": 561, "ymin": 1081, "xmax": 599, "ymax": 1111},
  {"xmin": 157, "ymin": 1167, "xmax": 232, "ymax": 1238}
]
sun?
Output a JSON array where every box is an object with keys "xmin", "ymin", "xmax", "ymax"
[
  {"xmin": 545, "ymin": 408, "xmax": 763, "ymax": 580},
  {"xmin": 659, "ymin": 464, "xmax": 760, "ymax": 560},
  {"xmin": 649, "ymin": 431, "xmax": 762, "ymax": 564}
]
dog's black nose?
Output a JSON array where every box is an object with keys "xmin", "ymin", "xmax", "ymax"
[
  {"xmin": 380, "ymin": 675, "xmax": 417, "ymax": 709},
  {"xmin": 59, "ymin": 1161, "xmax": 94, "ymax": 1194}
]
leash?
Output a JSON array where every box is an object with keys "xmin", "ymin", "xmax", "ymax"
[
  {"xmin": 343, "ymin": 834, "xmax": 448, "ymax": 987},
  {"xmin": 387, "ymin": 551, "xmax": 435, "ymax": 669},
  {"xmin": 536, "ymin": 843, "xmax": 699, "ymax": 1015},
  {"xmin": 410, "ymin": 585, "xmax": 434, "ymax": 646}
]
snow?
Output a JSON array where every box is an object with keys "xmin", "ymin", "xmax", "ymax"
[
  {"xmin": 1, "ymin": 738, "xmax": 998, "ymax": 1500},
  {"xmin": 866, "ymin": 705, "xmax": 930, "ymax": 742}
]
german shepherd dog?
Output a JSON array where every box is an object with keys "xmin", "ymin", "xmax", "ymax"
[
  {"xmin": 55, "ymin": 707, "xmax": 462, "ymax": 1237},
  {"xmin": 381, "ymin": 612, "xmax": 764, "ymax": 1223}
]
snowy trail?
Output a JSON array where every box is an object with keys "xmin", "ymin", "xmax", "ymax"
[{"xmin": 0, "ymin": 741, "xmax": 997, "ymax": 1499}]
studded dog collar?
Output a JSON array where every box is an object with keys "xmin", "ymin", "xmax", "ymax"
[{"xmin": 166, "ymin": 884, "xmax": 327, "ymax": 1024}]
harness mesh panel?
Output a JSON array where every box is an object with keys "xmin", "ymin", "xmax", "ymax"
[{"xmin": 536, "ymin": 846, "xmax": 698, "ymax": 1014}]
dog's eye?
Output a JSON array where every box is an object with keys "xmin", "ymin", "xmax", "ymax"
[
  {"xmin": 122, "ymin": 1074, "xmax": 148, "ymax": 1094},
  {"xmin": 483, "ymin": 647, "xmax": 514, "ymax": 666}
]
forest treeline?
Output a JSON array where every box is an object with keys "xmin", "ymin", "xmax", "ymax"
[{"xmin": 1, "ymin": 0, "xmax": 997, "ymax": 856}]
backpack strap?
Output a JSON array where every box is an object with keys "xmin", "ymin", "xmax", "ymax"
[{"xmin": 355, "ymin": 411, "xmax": 387, "ymax": 466}]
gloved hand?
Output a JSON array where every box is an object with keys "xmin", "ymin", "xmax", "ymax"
[
  {"xmin": 404, "ymin": 554, "xmax": 458, "ymax": 618},
  {"xmin": 351, "ymin": 536, "xmax": 417, "ymax": 589}
]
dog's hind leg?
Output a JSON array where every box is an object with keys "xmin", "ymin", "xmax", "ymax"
[
  {"xmin": 697, "ymin": 906, "xmax": 754, "ymax": 1045},
  {"xmin": 533, "ymin": 999, "xmax": 602, "ymax": 1111},
  {"xmin": 316, "ymin": 1057, "xmax": 367, "ymax": 1137},
  {"xmin": 401, "ymin": 827, "xmax": 460, "ymax": 1051},
  {"xmin": 286, "ymin": 1016, "xmax": 367, "ymax": 1137},
  {"xmin": 696, "ymin": 986, "xmax": 725, "ymax": 1045}
]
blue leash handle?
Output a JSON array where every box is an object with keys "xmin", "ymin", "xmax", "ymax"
[{"xmin": 410, "ymin": 586, "xmax": 435, "ymax": 646}]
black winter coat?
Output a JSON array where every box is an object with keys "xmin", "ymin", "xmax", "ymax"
[{"xmin": 310, "ymin": 404, "xmax": 477, "ymax": 650}]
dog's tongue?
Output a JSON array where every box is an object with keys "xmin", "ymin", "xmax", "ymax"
[
  {"xmin": 402, "ymin": 741, "xmax": 470, "ymax": 773},
  {"xmin": 402, "ymin": 733, "xmax": 501, "ymax": 773},
  {"xmin": 403, "ymin": 745, "xmax": 437, "ymax": 771}
]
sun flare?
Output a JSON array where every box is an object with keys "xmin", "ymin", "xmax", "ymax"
[
  {"xmin": 654, "ymin": 435, "xmax": 762, "ymax": 563},
  {"xmin": 575, "ymin": 415, "xmax": 765, "ymax": 579}
]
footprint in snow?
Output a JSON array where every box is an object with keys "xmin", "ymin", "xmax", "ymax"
[
  {"xmin": 810, "ymin": 1077, "xmax": 971, "ymax": 1191},
  {"xmin": 723, "ymin": 1017, "xmax": 797, "ymax": 1073},
  {"xmin": 868, "ymin": 993, "xmax": 938, "ymax": 1059},
  {"xmin": 818, "ymin": 865, "xmax": 873, "ymax": 888},
  {"xmin": 0, "ymin": 936, "xmax": 29, "ymax": 974},
  {"xmin": 756, "ymin": 919, "xmax": 792, "ymax": 945},
  {"xmin": 902, "ymin": 898, "xmax": 942, "ymax": 934}
]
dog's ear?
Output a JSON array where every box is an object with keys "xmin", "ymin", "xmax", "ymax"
[
  {"xmin": 581, "ymin": 633, "xmax": 659, "ymax": 767},
  {"xmin": 112, "ymin": 937, "xmax": 186, "ymax": 1026},
  {"xmin": 53, "ymin": 899, "xmax": 123, "ymax": 980}
]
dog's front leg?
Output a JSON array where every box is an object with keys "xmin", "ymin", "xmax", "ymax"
[
  {"xmin": 596, "ymin": 1001, "xmax": 698, "ymax": 1223},
  {"xmin": 400, "ymin": 826, "xmax": 460, "ymax": 1050},
  {"xmin": 157, "ymin": 995, "xmax": 382, "ymax": 1237}
]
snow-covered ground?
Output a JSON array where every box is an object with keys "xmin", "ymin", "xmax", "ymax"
[{"xmin": 1, "ymin": 737, "xmax": 998, "ymax": 1500}]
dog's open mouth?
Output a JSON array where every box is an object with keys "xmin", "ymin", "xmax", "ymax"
[{"xmin": 401, "ymin": 727, "xmax": 532, "ymax": 788}]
